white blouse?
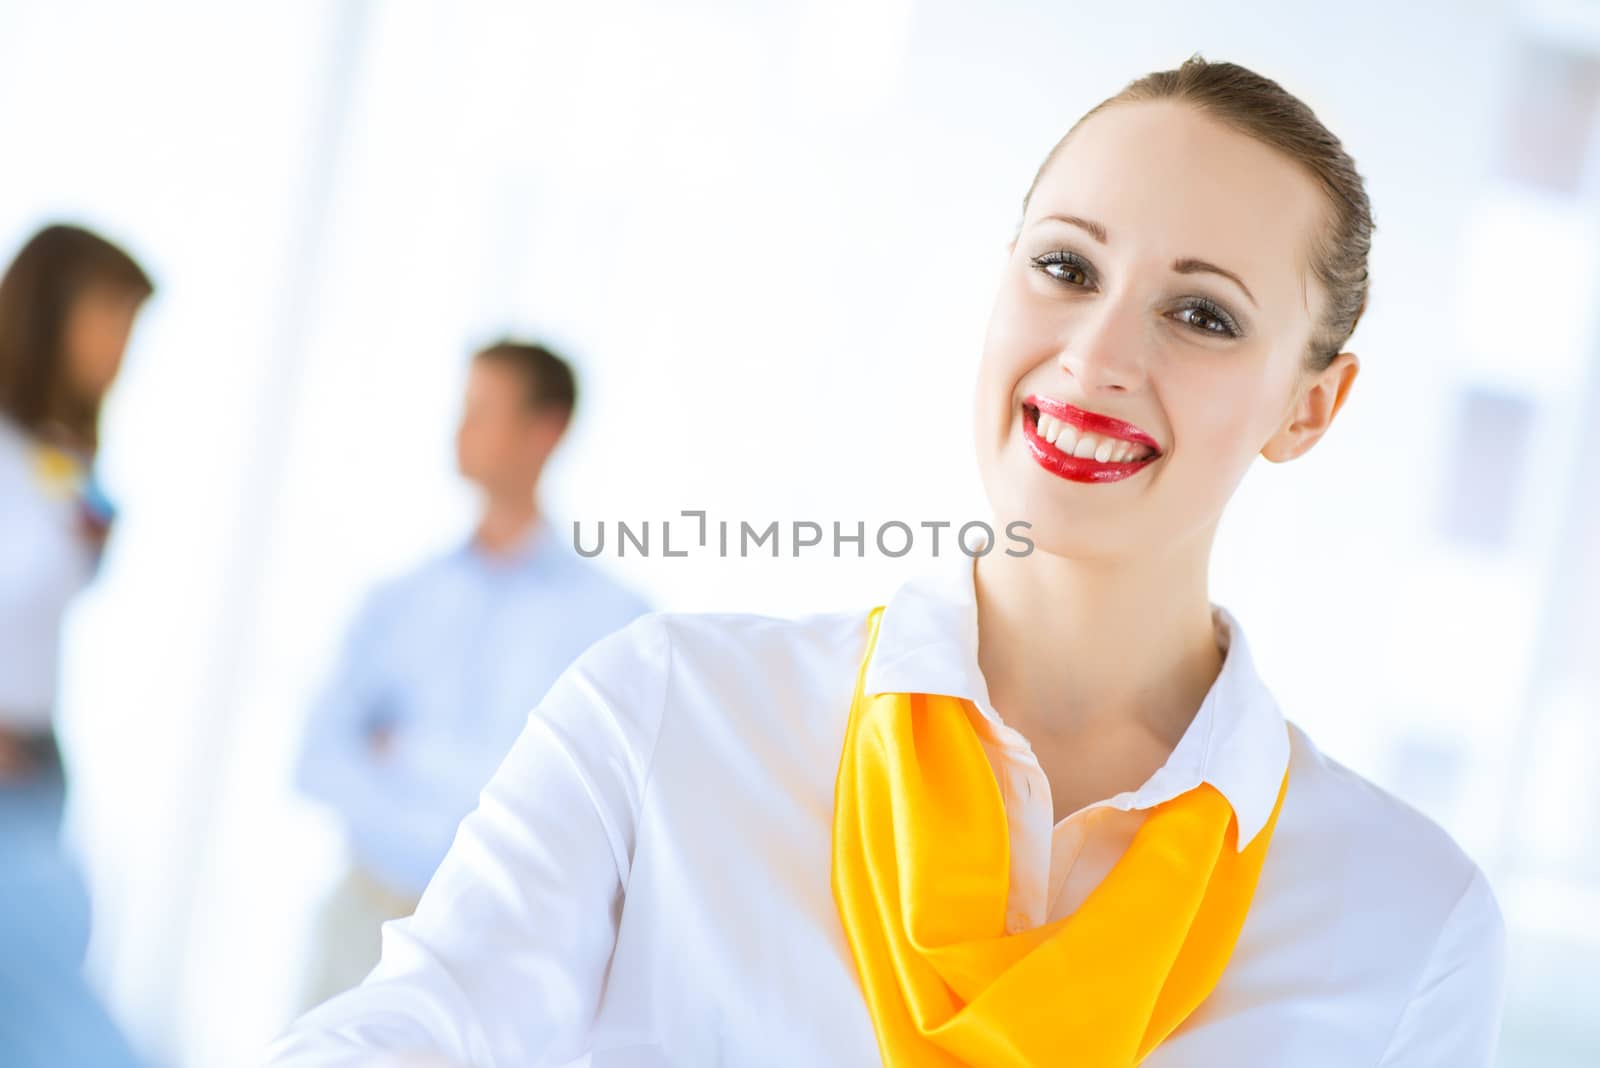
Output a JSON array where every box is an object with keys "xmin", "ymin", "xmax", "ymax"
[
  {"xmin": 263, "ymin": 555, "xmax": 1507, "ymax": 1067},
  {"xmin": 0, "ymin": 417, "xmax": 97, "ymax": 728}
]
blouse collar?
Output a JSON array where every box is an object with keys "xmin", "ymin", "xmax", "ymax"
[{"xmin": 862, "ymin": 553, "xmax": 1291, "ymax": 850}]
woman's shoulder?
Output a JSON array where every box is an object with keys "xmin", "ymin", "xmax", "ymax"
[
  {"xmin": 1283, "ymin": 725, "xmax": 1479, "ymax": 865},
  {"xmin": 0, "ymin": 417, "xmax": 75, "ymax": 548},
  {"xmin": 572, "ymin": 604, "xmax": 873, "ymax": 712},
  {"xmin": 0, "ymin": 415, "xmax": 37, "ymax": 487},
  {"xmin": 644, "ymin": 603, "xmax": 871, "ymax": 662},
  {"xmin": 1263, "ymin": 724, "xmax": 1508, "ymax": 1048},
  {"xmin": 1275, "ymin": 721, "xmax": 1504, "ymax": 945},
  {"xmin": 554, "ymin": 597, "xmax": 874, "ymax": 666},
  {"xmin": 524, "ymin": 604, "xmax": 874, "ymax": 783}
]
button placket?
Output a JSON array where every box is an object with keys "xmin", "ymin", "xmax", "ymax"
[{"xmin": 999, "ymin": 749, "xmax": 1053, "ymax": 933}]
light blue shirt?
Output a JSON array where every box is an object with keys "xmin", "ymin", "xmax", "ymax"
[{"xmin": 295, "ymin": 518, "xmax": 651, "ymax": 898}]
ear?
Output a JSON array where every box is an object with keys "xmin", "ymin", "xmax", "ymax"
[
  {"xmin": 530, "ymin": 409, "xmax": 570, "ymax": 453},
  {"xmin": 1261, "ymin": 352, "xmax": 1359, "ymax": 463}
]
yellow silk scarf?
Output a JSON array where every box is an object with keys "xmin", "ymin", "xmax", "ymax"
[{"xmin": 831, "ymin": 607, "xmax": 1288, "ymax": 1067}]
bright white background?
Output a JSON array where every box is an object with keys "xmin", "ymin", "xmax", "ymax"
[{"xmin": 1, "ymin": 1, "xmax": 1596, "ymax": 1064}]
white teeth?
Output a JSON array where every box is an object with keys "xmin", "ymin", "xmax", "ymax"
[{"xmin": 1034, "ymin": 406, "xmax": 1156, "ymax": 462}]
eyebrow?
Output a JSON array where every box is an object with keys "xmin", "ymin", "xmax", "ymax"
[
  {"xmin": 1041, "ymin": 213, "xmax": 1107, "ymax": 243},
  {"xmin": 1035, "ymin": 213, "xmax": 1258, "ymax": 309}
]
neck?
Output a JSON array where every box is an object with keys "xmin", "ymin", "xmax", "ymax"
[
  {"xmin": 474, "ymin": 491, "xmax": 539, "ymax": 556},
  {"xmin": 972, "ymin": 528, "xmax": 1222, "ymax": 747}
]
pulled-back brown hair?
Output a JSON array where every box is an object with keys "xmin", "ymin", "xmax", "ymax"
[
  {"xmin": 0, "ymin": 223, "xmax": 154, "ymax": 448},
  {"xmin": 1023, "ymin": 55, "xmax": 1373, "ymax": 371}
]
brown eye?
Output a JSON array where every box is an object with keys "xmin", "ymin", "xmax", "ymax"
[
  {"xmin": 1173, "ymin": 298, "xmax": 1241, "ymax": 338},
  {"xmin": 1177, "ymin": 307, "xmax": 1224, "ymax": 333},
  {"xmin": 1030, "ymin": 251, "xmax": 1094, "ymax": 288}
]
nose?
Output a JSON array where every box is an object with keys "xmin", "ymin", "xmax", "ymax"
[{"xmin": 1055, "ymin": 299, "xmax": 1146, "ymax": 394}]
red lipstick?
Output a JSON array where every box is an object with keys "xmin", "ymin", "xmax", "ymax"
[
  {"xmin": 1029, "ymin": 394, "xmax": 1160, "ymax": 449},
  {"xmin": 1021, "ymin": 394, "xmax": 1161, "ymax": 484}
]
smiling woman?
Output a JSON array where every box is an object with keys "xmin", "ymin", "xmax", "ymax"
[{"xmin": 263, "ymin": 56, "xmax": 1504, "ymax": 1068}]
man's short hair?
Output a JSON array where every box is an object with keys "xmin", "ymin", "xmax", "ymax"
[{"xmin": 474, "ymin": 340, "xmax": 577, "ymax": 417}]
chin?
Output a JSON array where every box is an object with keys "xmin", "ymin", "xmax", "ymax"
[
  {"xmin": 995, "ymin": 502, "xmax": 1133, "ymax": 562},
  {"xmin": 981, "ymin": 454, "xmax": 1158, "ymax": 563},
  {"xmin": 1018, "ymin": 527, "xmax": 1135, "ymax": 563}
]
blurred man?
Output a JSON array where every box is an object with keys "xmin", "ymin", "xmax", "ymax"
[{"xmin": 294, "ymin": 340, "xmax": 649, "ymax": 1007}]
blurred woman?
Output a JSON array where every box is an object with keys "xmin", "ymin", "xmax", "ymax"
[
  {"xmin": 0, "ymin": 223, "xmax": 151, "ymax": 771},
  {"xmin": 0, "ymin": 223, "xmax": 153, "ymax": 1065}
]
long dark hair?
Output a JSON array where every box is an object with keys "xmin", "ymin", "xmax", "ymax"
[{"xmin": 0, "ymin": 224, "xmax": 154, "ymax": 449}]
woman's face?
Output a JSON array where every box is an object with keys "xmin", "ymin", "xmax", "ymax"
[
  {"xmin": 63, "ymin": 283, "xmax": 143, "ymax": 404},
  {"xmin": 975, "ymin": 100, "xmax": 1353, "ymax": 562}
]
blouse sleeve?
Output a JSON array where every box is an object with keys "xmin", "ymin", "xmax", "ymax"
[
  {"xmin": 1376, "ymin": 866, "xmax": 1509, "ymax": 1068},
  {"xmin": 262, "ymin": 613, "xmax": 674, "ymax": 1068}
]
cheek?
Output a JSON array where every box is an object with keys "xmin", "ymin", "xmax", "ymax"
[
  {"xmin": 977, "ymin": 277, "xmax": 1055, "ymax": 428},
  {"xmin": 454, "ymin": 426, "xmax": 480, "ymax": 466},
  {"xmin": 1164, "ymin": 363, "xmax": 1283, "ymax": 474},
  {"xmin": 63, "ymin": 322, "xmax": 101, "ymax": 381},
  {"xmin": 80, "ymin": 312, "xmax": 130, "ymax": 365},
  {"xmin": 514, "ymin": 428, "xmax": 546, "ymax": 463},
  {"xmin": 483, "ymin": 421, "xmax": 516, "ymax": 456},
  {"xmin": 458, "ymin": 415, "xmax": 504, "ymax": 456},
  {"xmin": 983, "ymin": 276, "xmax": 1055, "ymax": 369}
]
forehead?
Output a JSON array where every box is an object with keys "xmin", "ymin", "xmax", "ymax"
[
  {"xmin": 468, "ymin": 356, "xmax": 525, "ymax": 395},
  {"xmin": 1027, "ymin": 100, "xmax": 1326, "ymax": 315}
]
